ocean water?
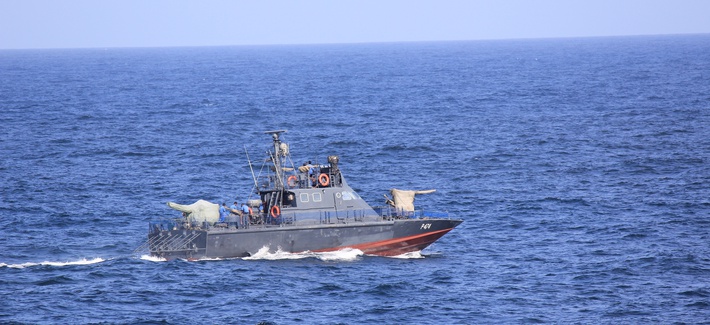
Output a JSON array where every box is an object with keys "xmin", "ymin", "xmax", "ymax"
[{"xmin": 1, "ymin": 34, "xmax": 709, "ymax": 324}]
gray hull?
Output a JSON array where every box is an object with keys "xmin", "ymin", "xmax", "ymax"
[{"xmin": 148, "ymin": 218, "xmax": 462, "ymax": 260}]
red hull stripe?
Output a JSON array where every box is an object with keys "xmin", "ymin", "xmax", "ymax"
[{"xmin": 313, "ymin": 227, "xmax": 455, "ymax": 256}]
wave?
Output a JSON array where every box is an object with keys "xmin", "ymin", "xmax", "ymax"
[
  {"xmin": 136, "ymin": 248, "xmax": 426, "ymax": 262},
  {"xmin": 0, "ymin": 257, "xmax": 105, "ymax": 269},
  {"xmin": 387, "ymin": 251, "xmax": 425, "ymax": 259},
  {"xmin": 243, "ymin": 246, "xmax": 364, "ymax": 262},
  {"xmin": 244, "ymin": 247, "xmax": 426, "ymax": 261},
  {"xmin": 139, "ymin": 254, "xmax": 167, "ymax": 262}
]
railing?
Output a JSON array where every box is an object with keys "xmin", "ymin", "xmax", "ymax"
[
  {"xmin": 147, "ymin": 231, "xmax": 201, "ymax": 253},
  {"xmin": 317, "ymin": 209, "xmax": 373, "ymax": 224},
  {"xmin": 373, "ymin": 206, "xmax": 450, "ymax": 220},
  {"xmin": 139, "ymin": 206, "xmax": 452, "ymax": 236},
  {"xmin": 258, "ymin": 168, "xmax": 340, "ymax": 191},
  {"xmin": 148, "ymin": 219, "xmax": 182, "ymax": 234},
  {"xmin": 134, "ymin": 221, "xmax": 195, "ymax": 255}
]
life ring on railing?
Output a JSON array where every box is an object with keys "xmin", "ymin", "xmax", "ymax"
[
  {"xmin": 318, "ymin": 173, "xmax": 330, "ymax": 187},
  {"xmin": 287, "ymin": 175, "xmax": 298, "ymax": 187},
  {"xmin": 270, "ymin": 206, "xmax": 280, "ymax": 218}
]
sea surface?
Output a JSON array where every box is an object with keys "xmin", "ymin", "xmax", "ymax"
[{"xmin": 1, "ymin": 34, "xmax": 709, "ymax": 324}]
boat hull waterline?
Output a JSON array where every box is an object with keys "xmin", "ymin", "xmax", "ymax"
[{"xmin": 147, "ymin": 218, "xmax": 462, "ymax": 260}]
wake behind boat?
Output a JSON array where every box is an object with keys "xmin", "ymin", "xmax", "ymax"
[{"xmin": 137, "ymin": 130, "xmax": 462, "ymax": 260}]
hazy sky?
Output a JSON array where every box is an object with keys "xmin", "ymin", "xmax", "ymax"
[{"xmin": 1, "ymin": 0, "xmax": 709, "ymax": 49}]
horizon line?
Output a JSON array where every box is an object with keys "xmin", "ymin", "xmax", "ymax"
[{"xmin": 2, "ymin": 32, "xmax": 708, "ymax": 51}]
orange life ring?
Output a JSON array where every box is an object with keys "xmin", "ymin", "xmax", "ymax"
[
  {"xmin": 270, "ymin": 206, "xmax": 280, "ymax": 218},
  {"xmin": 287, "ymin": 175, "xmax": 298, "ymax": 187},
  {"xmin": 318, "ymin": 173, "xmax": 330, "ymax": 186}
]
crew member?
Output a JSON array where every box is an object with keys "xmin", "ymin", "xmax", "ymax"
[
  {"xmin": 219, "ymin": 203, "xmax": 229, "ymax": 223},
  {"xmin": 229, "ymin": 201, "xmax": 241, "ymax": 228},
  {"xmin": 241, "ymin": 203, "xmax": 251, "ymax": 227}
]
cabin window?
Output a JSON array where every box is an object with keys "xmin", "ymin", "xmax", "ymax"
[
  {"xmin": 300, "ymin": 193, "xmax": 309, "ymax": 202},
  {"xmin": 285, "ymin": 192, "xmax": 296, "ymax": 207},
  {"xmin": 342, "ymin": 191, "xmax": 353, "ymax": 201},
  {"xmin": 312, "ymin": 193, "xmax": 322, "ymax": 202}
]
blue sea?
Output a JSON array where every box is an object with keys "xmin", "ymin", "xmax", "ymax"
[{"xmin": 1, "ymin": 34, "xmax": 709, "ymax": 324}]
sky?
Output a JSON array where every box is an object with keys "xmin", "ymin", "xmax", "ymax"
[{"xmin": 1, "ymin": 0, "xmax": 709, "ymax": 49}]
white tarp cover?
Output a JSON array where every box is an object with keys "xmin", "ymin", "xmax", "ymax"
[
  {"xmin": 389, "ymin": 188, "xmax": 436, "ymax": 212},
  {"xmin": 167, "ymin": 199, "xmax": 220, "ymax": 224}
]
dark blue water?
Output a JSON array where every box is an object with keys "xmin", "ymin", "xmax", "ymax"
[{"xmin": 1, "ymin": 34, "xmax": 709, "ymax": 324}]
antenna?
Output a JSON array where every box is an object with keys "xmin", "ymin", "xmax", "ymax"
[{"xmin": 244, "ymin": 145, "xmax": 258, "ymax": 190}]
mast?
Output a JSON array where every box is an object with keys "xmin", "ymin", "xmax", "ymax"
[{"xmin": 265, "ymin": 130, "xmax": 288, "ymax": 189}]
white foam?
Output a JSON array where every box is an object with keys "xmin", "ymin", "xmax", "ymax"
[
  {"xmin": 139, "ymin": 254, "xmax": 167, "ymax": 262},
  {"xmin": 388, "ymin": 251, "xmax": 425, "ymax": 259},
  {"xmin": 243, "ymin": 246, "xmax": 364, "ymax": 262},
  {"xmin": 191, "ymin": 256, "xmax": 227, "ymax": 262},
  {"xmin": 316, "ymin": 248, "xmax": 364, "ymax": 262},
  {"xmin": 2, "ymin": 257, "xmax": 105, "ymax": 269},
  {"xmin": 242, "ymin": 246, "xmax": 305, "ymax": 260}
]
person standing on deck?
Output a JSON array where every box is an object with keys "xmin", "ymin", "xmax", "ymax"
[
  {"xmin": 240, "ymin": 203, "xmax": 250, "ymax": 227},
  {"xmin": 219, "ymin": 203, "xmax": 229, "ymax": 223},
  {"xmin": 229, "ymin": 201, "xmax": 241, "ymax": 228}
]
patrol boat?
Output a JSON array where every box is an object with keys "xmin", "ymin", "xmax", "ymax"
[{"xmin": 138, "ymin": 130, "xmax": 462, "ymax": 260}]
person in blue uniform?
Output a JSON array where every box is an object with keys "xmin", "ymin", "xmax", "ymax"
[
  {"xmin": 229, "ymin": 201, "xmax": 241, "ymax": 228},
  {"xmin": 219, "ymin": 203, "xmax": 229, "ymax": 223},
  {"xmin": 241, "ymin": 203, "xmax": 250, "ymax": 227}
]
